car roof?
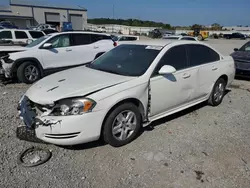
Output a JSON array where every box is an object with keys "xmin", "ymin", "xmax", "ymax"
[
  {"xmin": 58, "ymin": 31, "xmax": 111, "ymax": 36},
  {"xmin": 118, "ymin": 39, "xmax": 205, "ymax": 47}
]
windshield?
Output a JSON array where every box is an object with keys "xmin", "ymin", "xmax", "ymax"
[
  {"xmin": 86, "ymin": 44, "xmax": 161, "ymax": 76},
  {"xmin": 26, "ymin": 35, "xmax": 50, "ymax": 47},
  {"xmin": 239, "ymin": 42, "xmax": 250, "ymax": 51}
]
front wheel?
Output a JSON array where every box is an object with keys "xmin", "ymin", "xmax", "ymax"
[
  {"xmin": 197, "ymin": 35, "xmax": 203, "ymax": 41},
  {"xmin": 17, "ymin": 61, "xmax": 41, "ymax": 84},
  {"xmin": 103, "ymin": 103, "xmax": 142, "ymax": 147},
  {"xmin": 208, "ymin": 78, "xmax": 226, "ymax": 106}
]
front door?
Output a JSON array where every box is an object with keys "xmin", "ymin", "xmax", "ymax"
[
  {"xmin": 149, "ymin": 45, "xmax": 198, "ymax": 117},
  {"xmin": 41, "ymin": 34, "xmax": 74, "ymax": 69},
  {"xmin": 186, "ymin": 44, "xmax": 221, "ymax": 99}
]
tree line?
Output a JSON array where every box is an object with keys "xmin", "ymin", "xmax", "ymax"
[
  {"xmin": 87, "ymin": 18, "xmax": 172, "ymax": 29},
  {"xmin": 88, "ymin": 19, "xmax": 230, "ymax": 31}
]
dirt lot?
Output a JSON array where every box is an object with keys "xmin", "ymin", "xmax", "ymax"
[{"xmin": 1, "ymin": 39, "xmax": 250, "ymax": 188}]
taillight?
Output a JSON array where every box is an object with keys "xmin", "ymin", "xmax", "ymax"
[{"xmin": 113, "ymin": 41, "xmax": 117, "ymax": 47}]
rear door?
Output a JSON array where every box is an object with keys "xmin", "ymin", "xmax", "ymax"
[
  {"xmin": 40, "ymin": 34, "xmax": 74, "ymax": 68},
  {"xmin": 70, "ymin": 33, "xmax": 97, "ymax": 65},
  {"xmin": 90, "ymin": 34, "xmax": 114, "ymax": 55},
  {"xmin": 186, "ymin": 44, "xmax": 221, "ymax": 99}
]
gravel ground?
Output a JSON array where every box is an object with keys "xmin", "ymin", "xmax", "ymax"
[{"xmin": 1, "ymin": 39, "xmax": 250, "ymax": 188}]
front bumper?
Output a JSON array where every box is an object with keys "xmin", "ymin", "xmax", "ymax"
[{"xmin": 18, "ymin": 96, "xmax": 106, "ymax": 146}]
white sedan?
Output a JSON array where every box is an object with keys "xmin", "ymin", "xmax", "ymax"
[
  {"xmin": 162, "ymin": 35, "xmax": 198, "ymax": 41},
  {"xmin": 18, "ymin": 40, "xmax": 235, "ymax": 147}
]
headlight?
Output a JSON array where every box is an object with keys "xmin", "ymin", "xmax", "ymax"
[{"xmin": 50, "ymin": 98, "xmax": 96, "ymax": 116}]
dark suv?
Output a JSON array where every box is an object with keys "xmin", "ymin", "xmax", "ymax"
[{"xmin": 231, "ymin": 41, "xmax": 250, "ymax": 77}]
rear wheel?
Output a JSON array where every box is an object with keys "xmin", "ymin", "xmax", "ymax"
[
  {"xmin": 103, "ymin": 103, "xmax": 142, "ymax": 147},
  {"xmin": 208, "ymin": 78, "xmax": 226, "ymax": 106},
  {"xmin": 17, "ymin": 61, "xmax": 41, "ymax": 84}
]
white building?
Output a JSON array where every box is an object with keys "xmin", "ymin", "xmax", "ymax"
[
  {"xmin": 222, "ymin": 26, "xmax": 250, "ymax": 31},
  {"xmin": 0, "ymin": 0, "xmax": 87, "ymax": 30}
]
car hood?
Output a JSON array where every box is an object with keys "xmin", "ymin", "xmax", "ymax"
[
  {"xmin": 231, "ymin": 51, "xmax": 250, "ymax": 62},
  {"xmin": 26, "ymin": 66, "xmax": 135, "ymax": 105},
  {"xmin": 0, "ymin": 45, "xmax": 28, "ymax": 53}
]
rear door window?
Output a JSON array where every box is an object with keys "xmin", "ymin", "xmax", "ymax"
[
  {"xmin": 91, "ymin": 34, "xmax": 111, "ymax": 43},
  {"xmin": 153, "ymin": 45, "xmax": 188, "ymax": 76},
  {"xmin": 187, "ymin": 44, "xmax": 220, "ymax": 67},
  {"xmin": 0, "ymin": 31, "xmax": 12, "ymax": 39},
  {"xmin": 29, "ymin": 31, "xmax": 45, "ymax": 39},
  {"xmin": 15, "ymin": 31, "xmax": 28, "ymax": 39},
  {"xmin": 71, "ymin": 33, "xmax": 91, "ymax": 46}
]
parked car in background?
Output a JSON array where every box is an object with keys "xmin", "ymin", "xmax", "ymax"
[
  {"xmin": 112, "ymin": 34, "xmax": 139, "ymax": 41},
  {"xmin": 0, "ymin": 21, "xmax": 18, "ymax": 29},
  {"xmin": 223, "ymin": 32, "xmax": 246, "ymax": 39},
  {"xmin": 162, "ymin": 35, "xmax": 198, "ymax": 41},
  {"xmin": 0, "ymin": 29, "xmax": 45, "ymax": 45},
  {"xmin": 231, "ymin": 41, "xmax": 250, "ymax": 77},
  {"xmin": 111, "ymin": 34, "xmax": 139, "ymax": 46},
  {"xmin": 18, "ymin": 40, "xmax": 235, "ymax": 147},
  {"xmin": 42, "ymin": 29, "xmax": 58, "ymax": 35},
  {"xmin": 1, "ymin": 32, "xmax": 115, "ymax": 83},
  {"xmin": 31, "ymin": 24, "xmax": 56, "ymax": 31},
  {"xmin": 162, "ymin": 31, "xmax": 175, "ymax": 38},
  {"xmin": 180, "ymin": 33, "xmax": 188, "ymax": 36}
]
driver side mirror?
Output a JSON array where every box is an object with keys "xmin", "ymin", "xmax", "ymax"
[
  {"xmin": 234, "ymin": 48, "xmax": 239, "ymax": 51},
  {"xmin": 158, "ymin": 65, "xmax": 176, "ymax": 75},
  {"xmin": 43, "ymin": 43, "xmax": 53, "ymax": 49}
]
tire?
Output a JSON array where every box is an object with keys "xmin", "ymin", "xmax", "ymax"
[
  {"xmin": 17, "ymin": 61, "xmax": 41, "ymax": 84},
  {"xmin": 103, "ymin": 103, "xmax": 142, "ymax": 147},
  {"xmin": 197, "ymin": 35, "xmax": 203, "ymax": 41},
  {"xmin": 208, "ymin": 78, "xmax": 226, "ymax": 106}
]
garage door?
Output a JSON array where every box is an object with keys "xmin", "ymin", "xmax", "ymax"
[
  {"xmin": 70, "ymin": 14, "xmax": 83, "ymax": 30},
  {"xmin": 45, "ymin": 13, "xmax": 60, "ymax": 22}
]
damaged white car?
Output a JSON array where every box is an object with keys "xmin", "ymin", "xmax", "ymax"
[
  {"xmin": 1, "ymin": 31, "xmax": 115, "ymax": 83},
  {"xmin": 18, "ymin": 40, "xmax": 235, "ymax": 147}
]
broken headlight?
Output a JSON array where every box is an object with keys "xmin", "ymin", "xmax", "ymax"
[
  {"xmin": 50, "ymin": 98, "xmax": 96, "ymax": 116},
  {"xmin": 2, "ymin": 55, "xmax": 14, "ymax": 64}
]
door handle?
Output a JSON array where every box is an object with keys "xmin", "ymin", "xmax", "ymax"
[
  {"xmin": 212, "ymin": 66, "xmax": 218, "ymax": 71},
  {"xmin": 66, "ymin": 48, "xmax": 72, "ymax": 52},
  {"xmin": 182, "ymin": 73, "xmax": 191, "ymax": 79},
  {"xmin": 94, "ymin": 46, "xmax": 99, "ymax": 49}
]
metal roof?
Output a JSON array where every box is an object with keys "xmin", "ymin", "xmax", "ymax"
[{"xmin": 10, "ymin": 0, "xmax": 87, "ymax": 11}]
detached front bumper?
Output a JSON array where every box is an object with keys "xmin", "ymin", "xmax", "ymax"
[{"xmin": 18, "ymin": 96, "xmax": 106, "ymax": 146}]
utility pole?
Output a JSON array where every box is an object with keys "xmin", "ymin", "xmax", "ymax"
[{"xmin": 112, "ymin": 4, "xmax": 115, "ymax": 33}]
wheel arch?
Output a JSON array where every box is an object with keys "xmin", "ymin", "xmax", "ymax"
[
  {"xmin": 218, "ymin": 74, "xmax": 228, "ymax": 85},
  {"xmin": 94, "ymin": 52, "xmax": 105, "ymax": 59},
  {"xmin": 11, "ymin": 58, "xmax": 44, "ymax": 77},
  {"xmin": 100, "ymin": 98, "xmax": 146, "ymax": 136}
]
